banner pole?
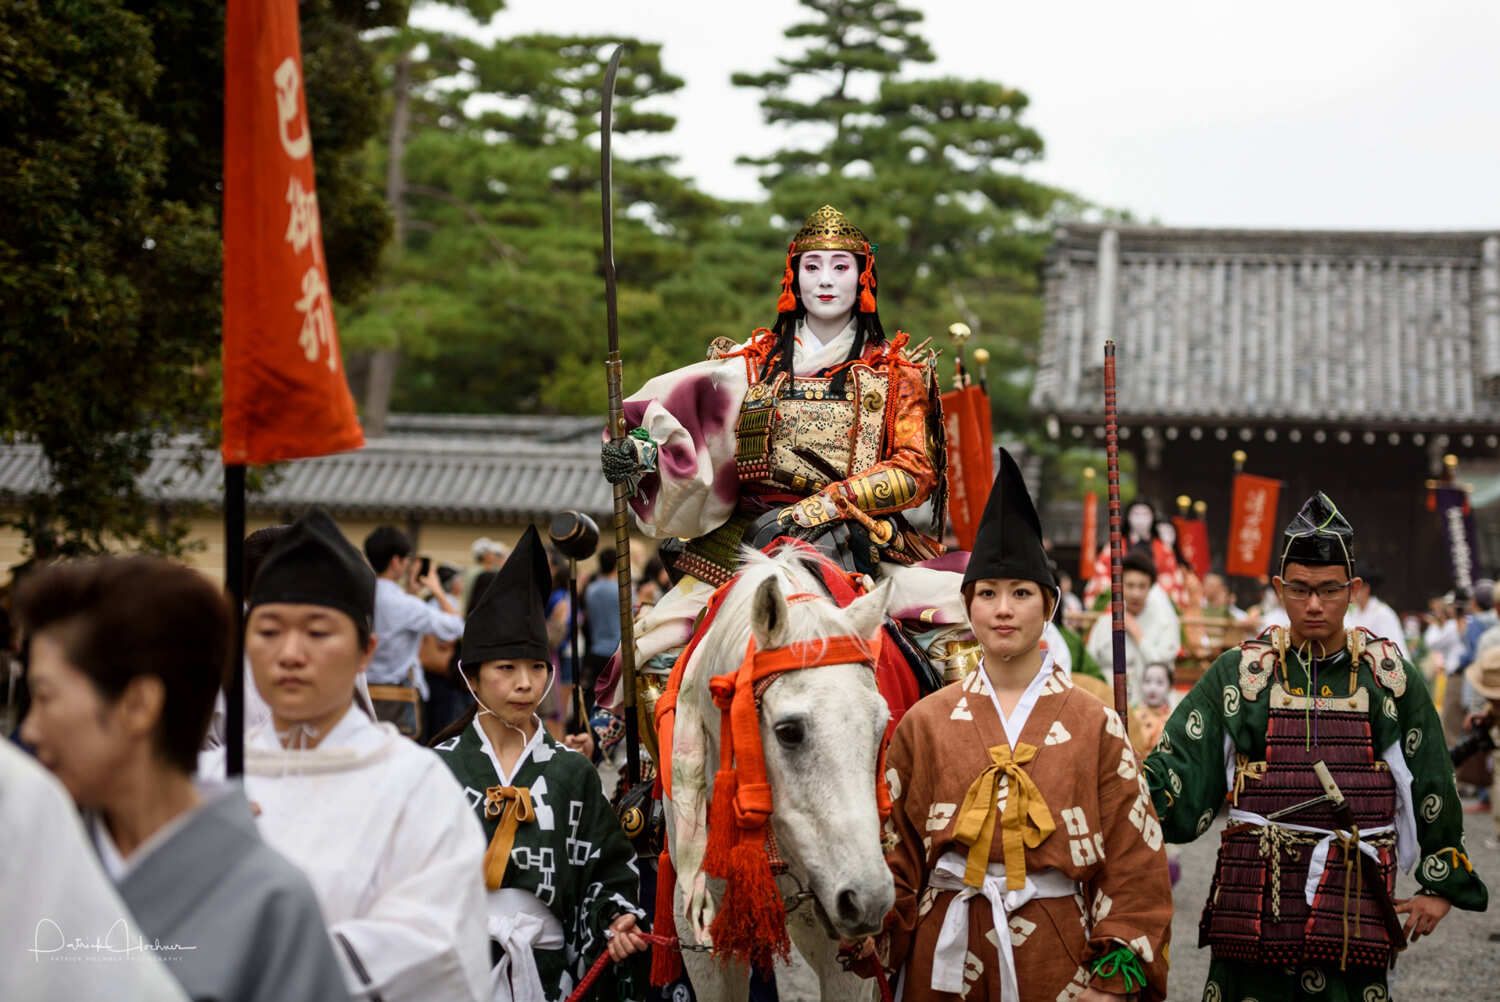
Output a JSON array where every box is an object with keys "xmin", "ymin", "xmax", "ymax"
[{"xmin": 224, "ymin": 463, "xmax": 247, "ymax": 777}]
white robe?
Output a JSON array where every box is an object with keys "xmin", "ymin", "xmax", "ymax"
[
  {"xmin": 205, "ymin": 707, "xmax": 490, "ymax": 1002},
  {"xmin": 1084, "ymin": 584, "xmax": 1181, "ymax": 704},
  {"xmin": 0, "ymin": 741, "xmax": 188, "ymax": 1002}
]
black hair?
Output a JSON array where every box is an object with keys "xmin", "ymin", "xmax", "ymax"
[
  {"xmin": 16, "ymin": 556, "xmax": 230, "ymax": 774},
  {"xmin": 766, "ymin": 251, "xmax": 886, "ymax": 397},
  {"xmin": 362, "ymin": 525, "xmax": 412, "ymax": 575},
  {"xmin": 597, "ymin": 548, "xmax": 617, "ymax": 575},
  {"xmin": 1121, "ymin": 546, "xmax": 1158, "ymax": 584}
]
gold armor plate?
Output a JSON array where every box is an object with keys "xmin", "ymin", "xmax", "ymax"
[{"xmin": 750, "ymin": 365, "xmax": 887, "ymax": 491}]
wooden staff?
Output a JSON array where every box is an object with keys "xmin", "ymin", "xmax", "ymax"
[{"xmin": 1104, "ymin": 340, "xmax": 1127, "ymax": 716}]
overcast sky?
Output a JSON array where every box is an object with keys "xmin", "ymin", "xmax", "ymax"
[{"xmin": 418, "ymin": 0, "xmax": 1500, "ymax": 230}]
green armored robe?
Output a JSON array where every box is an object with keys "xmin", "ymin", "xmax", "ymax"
[
  {"xmin": 435, "ymin": 718, "xmax": 645, "ymax": 1002},
  {"xmin": 1143, "ymin": 628, "xmax": 1488, "ymax": 1002}
]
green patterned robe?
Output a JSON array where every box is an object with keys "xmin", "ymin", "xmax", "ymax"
[
  {"xmin": 434, "ymin": 721, "xmax": 646, "ymax": 1002},
  {"xmin": 1143, "ymin": 631, "xmax": 1488, "ymax": 1002}
]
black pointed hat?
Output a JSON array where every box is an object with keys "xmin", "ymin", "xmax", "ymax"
[
  {"xmin": 461, "ymin": 525, "xmax": 552, "ymax": 666},
  {"xmin": 1279, "ymin": 491, "xmax": 1354, "ymax": 576},
  {"xmin": 248, "ymin": 508, "xmax": 376, "ymax": 632},
  {"xmin": 963, "ymin": 448, "xmax": 1057, "ymax": 592}
]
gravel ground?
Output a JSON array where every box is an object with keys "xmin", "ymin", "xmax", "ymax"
[{"xmin": 1167, "ymin": 807, "xmax": 1500, "ymax": 1001}]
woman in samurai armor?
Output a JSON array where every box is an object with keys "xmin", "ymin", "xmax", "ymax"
[
  {"xmin": 599, "ymin": 204, "xmax": 972, "ymax": 718},
  {"xmin": 880, "ymin": 449, "xmax": 1173, "ymax": 1001}
]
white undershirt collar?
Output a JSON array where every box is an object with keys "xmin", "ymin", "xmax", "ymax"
[
  {"xmin": 472, "ymin": 715, "xmax": 546, "ymax": 786},
  {"xmin": 977, "ymin": 649, "xmax": 1056, "ymax": 748}
]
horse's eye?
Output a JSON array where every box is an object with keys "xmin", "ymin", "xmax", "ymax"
[{"xmin": 774, "ymin": 720, "xmax": 806, "ymax": 748}]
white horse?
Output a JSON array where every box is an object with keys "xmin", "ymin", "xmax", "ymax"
[{"xmin": 665, "ymin": 547, "xmax": 894, "ymax": 1002}]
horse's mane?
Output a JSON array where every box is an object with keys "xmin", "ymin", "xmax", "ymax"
[{"xmin": 706, "ymin": 545, "xmax": 869, "ymax": 657}]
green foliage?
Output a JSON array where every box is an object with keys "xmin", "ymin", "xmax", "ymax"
[{"xmin": 0, "ymin": 0, "xmax": 392, "ymax": 557}]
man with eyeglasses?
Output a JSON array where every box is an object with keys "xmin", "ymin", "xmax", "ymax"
[{"xmin": 1142, "ymin": 492, "xmax": 1487, "ymax": 1002}]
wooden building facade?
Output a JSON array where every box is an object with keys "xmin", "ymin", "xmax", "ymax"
[{"xmin": 1032, "ymin": 225, "xmax": 1500, "ymax": 612}]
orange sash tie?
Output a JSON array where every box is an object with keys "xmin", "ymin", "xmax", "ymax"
[
  {"xmin": 482, "ymin": 785, "xmax": 535, "ymax": 890},
  {"xmin": 954, "ymin": 743, "xmax": 1056, "ymax": 891}
]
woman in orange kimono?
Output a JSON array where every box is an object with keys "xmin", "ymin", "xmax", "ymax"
[{"xmin": 881, "ymin": 450, "xmax": 1174, "ymax": 1001}]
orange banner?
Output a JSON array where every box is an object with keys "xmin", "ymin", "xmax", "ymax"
[
  {"xmin": 1173, "ymin": 516, "xmax": 1211, "ymax": 578},
  {"xmin": 222, "ymin": 0, "xmax": 363, "ymax": 465},
  {"xmin": 1226, "ymin": 474, "xmax": 1281, "ymax": 578},
  {"xmin": 1079, "ymin": 492, "xmax": 1097, "ymax": 581},
  {"xmin": 941, "ymin": 385, "xmax": 993, "ymax": 550}
]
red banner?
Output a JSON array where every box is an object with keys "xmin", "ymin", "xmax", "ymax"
[
  {"xmin": 1079, "ymin": 492, "xmax": 1098, "ymax": 581},
  {"xmin": 222, "ymin": 0, "xmax": 363, "ymax": 465},
  {"xmin": 1226, "ymin": 474, "xmax": 1281, "ymax": 578},
  {"xmin": 941, "ymin": 385, "xmax": 993, "ymax": 550},
  {"xmin": 1173, "ymin": 516, "xmax": 1211, "ymax": 578}
]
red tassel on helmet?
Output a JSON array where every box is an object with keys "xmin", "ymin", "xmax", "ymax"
[
  {"xmin": 858, "ymin": 242, "xmax": 877, "ymax": 313},
  {"xmin": 776, "ymin": 242, "xmax": 797, "ymax": 313}
]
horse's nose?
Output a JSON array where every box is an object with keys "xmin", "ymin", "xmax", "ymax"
[{"xmin": 835, "ymin": 884, "xmax": 889, "ymax": 934}]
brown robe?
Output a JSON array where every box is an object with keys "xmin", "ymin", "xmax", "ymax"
[{"xmin": 883, "ymin": 663, "xmax": 1173, "ymax": 1001}]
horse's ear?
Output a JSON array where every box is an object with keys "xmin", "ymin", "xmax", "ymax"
[
  {"xmin": 751, "ymin": 575, "xmax": 789, "ymax": 650},
  {"xmin": 844, "ymin": 578, "xmax": 892, "ymax": 641}
]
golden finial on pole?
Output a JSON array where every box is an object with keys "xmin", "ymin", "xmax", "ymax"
[
  {"xmin": 971, "ymin": 346, "xmax": 990, "ymax": 394},
  {"xmin": 1193, "ymin": 499, "xmax": 1207, "ymax": 517},
  {"xmin": 948, "ymin": 322, "xmax": 972, "ymax": 389},
  {"xmin": 1082, "ymin": 466, "xmax": 1096, "ymax": 485},
  {"xmin": 1232, "ymin": 449, "xmax": 1247, "ymax": 473},
  {"xmin": 1176, "ymin": 494, "xmax": 1191, "ymax": 515}
]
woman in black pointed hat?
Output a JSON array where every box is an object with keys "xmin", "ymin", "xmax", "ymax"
[
  {"xmin": 877, "ymin": 450, "xmax": 1172, "ymax": 1002},
  {"xmin": 432, "ymin": 525, "xmax": 650, "ymax": 1002}
]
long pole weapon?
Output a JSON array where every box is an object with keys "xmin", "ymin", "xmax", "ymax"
[
  {"xmin": 600, "ymin": 46, "xmax": 642, "ymax": 787},
  {"xmin": 1104, "ymin": 340, "xmax": 1127, "ymax": 716}
]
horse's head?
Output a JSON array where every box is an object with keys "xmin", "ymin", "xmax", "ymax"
[{"xmin": 749, "ymin": 571, "xmax": 894, "ymax": 940}]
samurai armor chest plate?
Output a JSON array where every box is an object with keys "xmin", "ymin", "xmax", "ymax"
[
  {"xmin": 734, "ymin": 366, "xmax": 888, "ymax": 492},
  {"xmin": 1202, "ymin": 684, "xmax": 1400, "ymax": 970}
]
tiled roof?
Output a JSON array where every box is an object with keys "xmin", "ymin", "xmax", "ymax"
[
  {"xmin": 0, "ymin": 419, "xmax": 611, "ymax": 524},
  {"xmin": 1032, "ymin": 224, "xmax": 1500, "ymax": 427}
]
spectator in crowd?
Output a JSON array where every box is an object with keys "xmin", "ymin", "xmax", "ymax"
[
  {"xmin": 471, "ymin": 536, "xmax": 508, "ymax": 573},
  {"xmin": 1430, "ymin": 590, "xmax": 1471, "ymax": 744},
  {"xmin": 18, "ymin": 556, "xmax": 350, "ymax": 1002},
  {"xmin": 1254, "ymin": 578, "xmax": 1290, "ymax": 631},
  {"xmin": 1084, "ymin": 546, "xmax": 1181, "ymax": 704},
  {"xmin": 1056, "ymin": 569, "xmax": 1083, "ymax": 618},
  {"xmin": 543, "ymin": 548, "xmax": 574, "ymax": 733},
  {"xmin": 581, "ymin": 548, "xmax": 620, "ymax": 710},
  {"xmin": 1347, "ymin": 568, "xmax": 1406, "ymax": 655},
  {"xmin": 421, "ymin": 565, "xmax": 468, "ymax": 740},
  {"xmin": 363, "ymin": 526, "xmax": 463, "ymax": 737},
  {"xmin": 1462, "ymin": 646, "xmax": 1500, "ymax": 845}
]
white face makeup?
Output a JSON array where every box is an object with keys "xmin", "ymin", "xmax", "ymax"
[
  {"xmin": 1127, "ymin": 503, "xmax": 1155, "ymax": 540},
  {"xmin": 1140, "ymin": 665, "xmax": 1172, "ymax": 708},
  {"xmin": 1156, "ymin": 521, "xmax": 1177, "ymax": 547},
  {"xmin": 797, "ymin": 250, "xmax": 859, "ymax": 328}
]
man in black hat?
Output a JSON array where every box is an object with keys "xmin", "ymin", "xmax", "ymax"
[{"xmin": 1143, "ymin": 492, "xmax": 1488, "ymax": 1002}]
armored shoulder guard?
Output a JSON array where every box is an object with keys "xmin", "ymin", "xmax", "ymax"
[
  {"xmin": 1351, "ymin": 627, "xmax": 1408, "ymax": 697},
  {"xmin": 1236, "ymin": 629, "xmax": 1281, "ymax": 702}
]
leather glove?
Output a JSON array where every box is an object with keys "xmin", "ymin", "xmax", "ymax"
[{"xmin": 600, "ymin": 429, "xmax": 658, "ymax": 497}]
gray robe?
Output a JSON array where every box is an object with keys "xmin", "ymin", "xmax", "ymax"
[{"xmin": 99, "ymin": 785, "xmax": 351, "ymax": 1002}]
